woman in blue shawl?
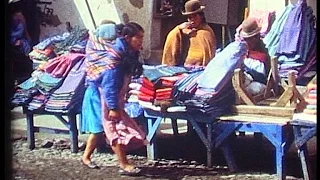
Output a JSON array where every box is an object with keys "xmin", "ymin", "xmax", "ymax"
[{"xmin": 80, "ymin": 21, "xmax": 145, "ymax": 175}]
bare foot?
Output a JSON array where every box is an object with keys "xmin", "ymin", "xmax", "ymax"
[
  {"xmin": 120, "ymin": 164, "xmax": 136, "ymax": 171},
  {"xmin": 81, "ymin": 157, "xmax": 91, "ymax": 165}
]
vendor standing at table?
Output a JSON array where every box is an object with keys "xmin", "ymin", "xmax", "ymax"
[{"xmin": 161, "ymin": 0, "xmax": 217, "ymax": 67}]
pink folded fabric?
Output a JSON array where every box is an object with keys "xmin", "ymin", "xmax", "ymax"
[
  {"xmin": 248, "ymin": 10, "xmax": 276, "ymax": 36},
  {"xmin": 43, "ymin": 53, "xmax": 85, "ymax": 78},
  {"xmin": 307, "ymin": 93, "xmax": 317, "ymax": 99},
  {"xmin": 305, "ymin": 98, "xmax": 317, "ymax": 105}
]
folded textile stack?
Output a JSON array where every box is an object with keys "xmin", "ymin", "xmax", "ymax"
[
  {"xmin": 138, "ymin": 77, "xmax": 155, "ymax": 102},
  {"xmin": 44, "ymin": 57, "xmax": 86, "ymax": 113},
  {"xmin": 293, "ymin": 75, "xmax": 317, "ymax": 122},
  {"xmin": 303, "ymin": 81, "xmax": 317, "ymax": 115},
  {"xmin": 126, "ymin": 77, "xmax": 144, "ymax": 118},
  {"xmin": 155, "ymin": 75, "xmax": 184, "ymax": 101}
]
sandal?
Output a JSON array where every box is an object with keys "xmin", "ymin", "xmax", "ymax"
[
  {"xmin": 80, "ymin": 159, "xmax": 100, "ymax": 169},
  {"xmin": 118, "ymin": 167, "xmax": 141, "ymax": 176}
]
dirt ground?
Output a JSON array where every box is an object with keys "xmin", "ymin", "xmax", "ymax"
[{"xmin": 8, "ymin": 129, "xmax": 317, "ymax": 180}]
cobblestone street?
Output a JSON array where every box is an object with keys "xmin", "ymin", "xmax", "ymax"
[
  {"xmin": 8, "ymin": 107, "xmax": 316, "ymax": 180},
  {"xmin": 9, "ymin": 128, "xmax": 316, "ymax": 180}
]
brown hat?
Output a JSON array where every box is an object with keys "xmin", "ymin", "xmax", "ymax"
[
  {"xmin": 182, "ymin": 0, "xmax": 205, "ymax": 16},
  {"xmin": 239, "ymin": 18, "xmax": 262, "ymax": 38}
]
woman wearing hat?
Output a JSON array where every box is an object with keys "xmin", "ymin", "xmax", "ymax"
[
  {"xmin": 239, "ymin": 18, "xmax": 271, "ymax": 95},
  {"xmin": 161, "ymin": 0, "xmax": 216, "ymax": 67}
]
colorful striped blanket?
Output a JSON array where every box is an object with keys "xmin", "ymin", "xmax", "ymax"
[{"xmin": 85, "ymin": 29, "xmax": 121, "ymax": 81}]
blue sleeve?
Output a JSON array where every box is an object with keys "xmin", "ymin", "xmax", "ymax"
[
  {"xmin": 100, "ymin": 67, "xmax": 124, "ymax": 110},
  {"xmin": 11, "ymin": 23, "xmax": 25, "ymax": 39}
]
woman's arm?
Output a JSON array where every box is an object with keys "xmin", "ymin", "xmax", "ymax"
[{"xmin": 100, "ymin": 67, "xmax": 124, "ymax": 110}]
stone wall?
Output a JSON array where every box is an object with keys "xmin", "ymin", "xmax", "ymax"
[{"xmin": 38, "ymin": 0, "xmax": 317, "ymax": 64}]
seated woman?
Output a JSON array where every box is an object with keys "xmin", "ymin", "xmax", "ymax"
[
  {"xmin": 237, "ymin": 18, "xmax": 271, "ymax": 96},
  {"xmin": 161, "ymin": 0, "xmax": 216, "ymax": 67}
]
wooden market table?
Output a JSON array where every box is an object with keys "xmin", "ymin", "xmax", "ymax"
[
  {"xmin": 215, "ymin": 114, "xmax": 294, "ymax": 180},
  {"xmin": 22, "ymin": 106, "xmax": 81, "ymax": 153},
  {"xmin": 144, "ymin": 108, "xmax": 237, "ymax": 171},
  {"xmin": 290, "ymin": 114, "xmax": 316, "ymax": 180}
]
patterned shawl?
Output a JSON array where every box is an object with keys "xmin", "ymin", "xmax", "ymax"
[{"xmin": 85, "ymin": 30, "xmax": 127, "ymax": 81}]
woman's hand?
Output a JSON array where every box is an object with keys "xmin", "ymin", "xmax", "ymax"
[
  {"xmin": 178, "ymin": 22, "xmax": 191, "ymax": 30},
  {"xmin": 108, "ymin": 109, "xmax": 120, "ymax": 122},
  {"xmin": 178, "ymin": 22, "xmax": 196, "ymax": 35}
]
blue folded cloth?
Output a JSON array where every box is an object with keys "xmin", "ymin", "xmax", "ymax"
[
  {"xmin": 197, "ymin": 41, "xmax": 247, "ymax": 92},
  {"xmin": 94, "ymin": 24, "xmax": 116, "ymax": 40}
]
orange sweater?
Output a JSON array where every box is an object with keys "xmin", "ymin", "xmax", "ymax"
[{"xmin": 161, "ymin": 23, "xmax": 216, "ymax": 66}]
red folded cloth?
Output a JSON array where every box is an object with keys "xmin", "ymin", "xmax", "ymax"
[
  {"xmin": 142, "ymin": 78, "xmax": 155, "ymax": 90},
  {"xmin": 158, "ymin": 74, "xmax": 185, "ymax": 87},
  {"xmin": 159, "ymin": 79, "xmax": 175, "ymax": 87},
  {"xmin": 138, "ymin": 92, "xmax": 154, "ymax": 102},
  {"xmin": 140, "ymin": 86, "xmax": 155, "ymax": 96},
  {"xmin": 155, "ymin": 87, "xmax": 173, "ymax": 94},
  {"xmin": 156, "ymin": 91, "xmax": 172, "ymax": 97},
  {"xmin": 155, "ymin": 96, "xmax": 172, "ymax": 100}
]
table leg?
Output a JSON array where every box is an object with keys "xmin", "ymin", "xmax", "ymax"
[
  {"xmin": 146, "ymin": 117, "xmax": 162, "ymax": 160},
  {"xmin": 26, "ymin": 113, "xmax": 35, "ymax": 150},
  {"xmin": 68, "ymin": 114, "xmax": 78, "ymax": 153},
  {"xmin": 171, "ymin": 118, "xmax": 178, "ymax": 135},
  {"xmin": 275, "ymin": 144, "xmax": 285, "ymax": 180},
  {"xmin": 293, "ymin": 125, "xmax": 315, "ymax": 180},
  {"xmin": 299, "ymin": 144, "xmax": 312, "ymax": 180},
  {"xmin": 263, "ymin": 125, "xmax": 292, "ymax": 180},
  {"xmin": 207, "ymin": 123, "xmax": 212, "ymax": 167}
]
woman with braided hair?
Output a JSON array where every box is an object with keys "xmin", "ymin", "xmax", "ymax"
[{"xmin": 80, "ymin": 21, "xmax": 146, "ymax": 175}]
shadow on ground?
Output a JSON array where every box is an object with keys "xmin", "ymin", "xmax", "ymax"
[{"xmin": 153, "ymin": 132, "xmax": 317, "ymax": 179}]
